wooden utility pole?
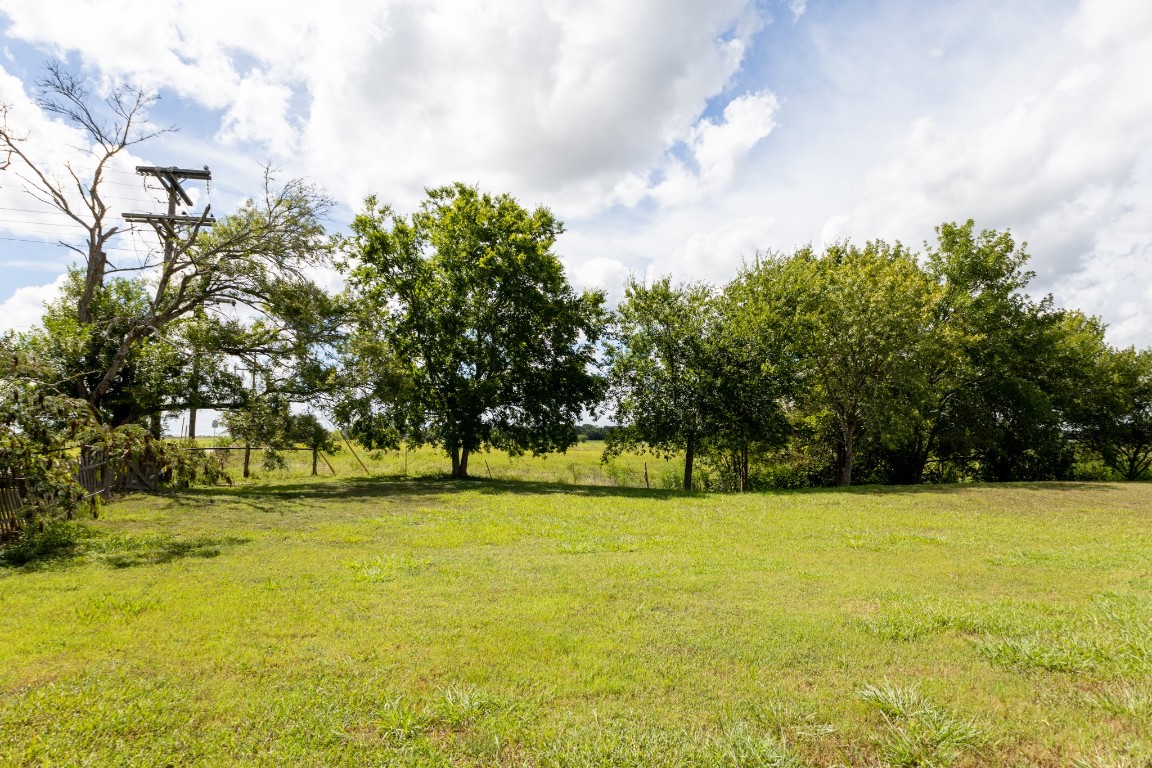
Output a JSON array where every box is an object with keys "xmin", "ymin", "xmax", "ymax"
[
  {"xmin": 123, "ymin": 166, "xmax": 215, "ymax": 263},
  {"xmin": 123, "ymin": 166, "xmax": 216, "ymax": 437}
]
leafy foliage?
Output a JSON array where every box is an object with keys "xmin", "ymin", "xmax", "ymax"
[{"xmin": 338, "ymin": 183, "xmax": 607, "ymax": 478}]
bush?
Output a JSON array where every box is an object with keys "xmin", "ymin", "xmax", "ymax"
[{"xmin": 0, "ymin": 520, "xmax": 84, "ymax": 568}]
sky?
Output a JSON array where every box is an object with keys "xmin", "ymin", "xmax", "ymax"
[{"xmin": 0, "ymin": 0, "xmax": 1150, "ymax": 348}]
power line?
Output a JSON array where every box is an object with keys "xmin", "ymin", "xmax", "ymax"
[{"xmin": 0, "ymin": 234, "xmax": 154, "ymax": 253}]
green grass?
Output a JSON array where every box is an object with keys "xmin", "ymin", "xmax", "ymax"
[{"xmin": 1, "ymin": 468, "xmax": 1150, "ymax": 766}]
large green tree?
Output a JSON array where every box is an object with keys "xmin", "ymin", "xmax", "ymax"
[
  {"xmin": 606, "ymin": 276, "xmax": 789, "ymax": 491},
  {"xmin": 338, "ymin": 183, "xmax": 606, "ymax": 479},
  {"xmin": 605, "ymin": 278, "xmax": 715, "ymax": 490},
  {"xmin": 758, "ymin": 242, "xmax": 937, "ymax": 486},
  {"xmin": 921, "ymin": 222, "xmax": 1094, "ymax": 481}
]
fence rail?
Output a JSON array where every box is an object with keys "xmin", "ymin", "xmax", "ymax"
[{"xmin": 0, "ymin": 470, "xmax": 28, "ymax": 540}]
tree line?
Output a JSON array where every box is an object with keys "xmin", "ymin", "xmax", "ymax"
[
  {"xmin": 1, "ymin": 65, "xmax": 1150, "ymax": 533},
  {"xmin": 607, "ymin": 225, "xmax": 1152, "ymax": 489}
]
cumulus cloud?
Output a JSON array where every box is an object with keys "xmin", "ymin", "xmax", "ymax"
[
  {"xmin": 810, "ymin": 0, "xmax": 1152, "ymax": 346},
  {"xmin": 660, "ymin": 214, "xmax": 777, "ymax": 284},
  {"xmin": 0, "ymin": 0, "xmax": 774, "ymax": 213},
  {"xmin": 0, "ymin": 272, "xmax": 64, "ymax": 332},
  {"xmin": 650, "ymin": 90, "xmax": 779, "ymax": 206}
]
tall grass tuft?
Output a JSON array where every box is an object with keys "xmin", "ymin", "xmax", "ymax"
[{"xmin": 859, "ymin": 682, "xmax": 987, "ymax": 768}]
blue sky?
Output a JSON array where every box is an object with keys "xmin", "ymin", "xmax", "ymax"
[{"xmin": 1, "ymin": 0, "xmax": 1150, "ymax": 347}]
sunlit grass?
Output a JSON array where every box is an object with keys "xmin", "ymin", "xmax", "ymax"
[{"xmin": 1, "ymin": 476, "xmax": 1150, "ymax": 765}]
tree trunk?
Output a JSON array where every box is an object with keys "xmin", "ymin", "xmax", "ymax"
[
  {"xmin": 683, "ymin": 435, "xmax": 695, "ymax": 491},
  {"xmin": 450, "ymin": 445, "xmax": 471, "ymax": 479},
  {"xmin": 243, "ymin": 442, "xmax": 252, "ymax": 479},
  {"xmin": 188, "ymin": 407, "xmax": 197, "ymax": 440},
  {"xmin": 836, "ymin": 426, "xmax": 855, "ymax": 487},
  {"xmin": 739, "ymin": 445, "xmax": 749, "ymax": 492},
  {"xmin": 312, "ymin": 446, "xmax": 318, "ymax": 476}
]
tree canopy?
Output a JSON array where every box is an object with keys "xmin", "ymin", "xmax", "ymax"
[{"xmin": 337, "ymin": 183, "xmax": 607, "ymax": 478}]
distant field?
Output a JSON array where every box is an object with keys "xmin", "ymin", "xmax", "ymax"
[
  {"xmin": 1, "ymin": 473, "xmax": 1149, "ymax": 766},
  {"xmin": 200, "ymin": 439, "xmax": 676, "ymax": 488}
]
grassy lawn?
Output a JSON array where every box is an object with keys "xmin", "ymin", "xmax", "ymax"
[{"xmin": 1, "ymin": 461, "xmax": 1149, "ymax": 765}]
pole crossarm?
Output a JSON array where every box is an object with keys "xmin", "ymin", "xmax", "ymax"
[
  {"xmin": 122, "ymin": 210, "xmax": 216, "ymax": 240},
  {"xmin": 122, "ymin": 165, "xmax": 214, "ymax": 262},
  {"xmin": 134, "ymin": 165, "xmax": 211, "ymax": 206}
]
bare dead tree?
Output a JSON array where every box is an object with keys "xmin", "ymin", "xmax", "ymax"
[{"xmin": 0, "ymin": 61, "xmax": 174, "ymax": 326}]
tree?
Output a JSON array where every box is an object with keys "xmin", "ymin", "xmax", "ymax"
[
  {"xmin": 606, "ymin": 276, "xmax": 789, "ymax": 491},
  {"xmin": 2, "ymin": 64, "xmax": 335, "ymax": 427},
  {"xmin": 338, "ymin": 183, "xmax": 607, "ymax": 479},
  {"xmin": 711, "ymin": 267, "xmax": 796, "ymax": 491},
  {"xmin": 0, "ymin": 62, "xmax": 172, "ymax": 328},
  {"xmin": 218, "ymin": 386, "xmax": 295, "ymax": 479},
  {"xmin": 289, "ymin": 414, "xmax": 339, "ymax": 476},
  {"xmin": 605, "ymin": 277, "xmax": 715, "ymax": 490},
  {"xmin": 920, "ymin": 222, "xmax": 1090, "ymax": 482},
  {"xmin": 1074, "ymin": 346, "xmax": 1152, "ymax": 480},
  {"xmin": 745, "ymin": 242, "xmax": 938, "ymax": 486}
]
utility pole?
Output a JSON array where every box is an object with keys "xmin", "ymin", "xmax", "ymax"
[
  {"xmin": 123, "ymin": 166, "xmax": 216, "ymax": 437},
  {"xmin": 123, "ymin": 165, "xmax": 215, "ymax": 263}
]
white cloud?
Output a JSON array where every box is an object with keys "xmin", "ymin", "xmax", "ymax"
[
  {"xmin": 0, "ymin": 272, "xmax": 64, "ymax": 332},
  {"xmin": 662, "ymin": 214, "xmax": 778, "ymax": 284},
  {"xmin": 0, "ymin": 0, "xmax": 772, "ymax": 214},
  {"xmin": 651, "ymin": 90, "xmax": 779, "ymax": 206},
  {"xmin": 2, "ymin": 0, "xmax": 1152, "ymax": 351},
  {"xmin": 807, "ymin": 0, "xmax": 1152, "ymax": 346}
]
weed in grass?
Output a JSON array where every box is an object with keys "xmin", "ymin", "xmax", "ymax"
[
  {"xmin": 75, "ymin": 593, "xmax": 159, "ymax": 622},
  {"xmin": 534, "ymin": 721, "xmax": 809, "ymax": 768},
  {"xmin": 858, "ymin": 682, "xmax": 929, "ymax": 719},
  {"xmin": 557, "ymin": 536, "xmax": 642, "ymax": 554},
  {"xmin": 712, "ymin": 722, "xmax": 809, "ymax": 768},
  {"xmin": 374, "ymin": 696, "xmax": 431, "ymax": 743},
  {"xmin": 974, "ymin": 595, "xmax": 1152, "ymax": 678},
  {"xmin": 859, "ymin": 682, "xmax": 987, "ymax": 767},
  {"xmin": 859, "ymin": 596, "xmax": 1049, "ymax": 642},
  {"xmin": 1081, "ymin": 681, "xmax": 1152, "ymax": 718},
  {"xmin": 1073, "ymin": 746, "xmax": 1152, "ymax": 768},
  {"xmin": 844, "ymin": 529, "xmax": 951, "ymax": 552},
  {"xmin": 744, "ymin": 697, "xmax": 838, "ymax": 740},
  {"xmin": 973, "ymin": 635, "xmax": 1102, "ymax": 673},
  {"xmin": 985, "ymin": 549, "xmax": 1052, "ymax": 567},
  {"xmin": 429, "ymin": 685, "xmax": 497, "ymax": 729},
  {"xmin": 347, "ymin": 552, "xmax": 432, "ymax": 582}
]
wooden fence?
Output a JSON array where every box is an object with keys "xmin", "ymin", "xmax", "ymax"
[
  {"xmin": 78, "ymin": 451, "xmax": 161, "ymax": 497},
  {"xmin": 1, "ymin": 450, "xmax": 162, "ymax": 539},
  {"xmin": 0, "ymin": 469, "xmax": 27, "ymax": 541}
]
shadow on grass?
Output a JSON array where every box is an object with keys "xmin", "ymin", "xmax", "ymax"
[
  {"xmin": 158, "ymin": 473, "xmax": 1130, "ymax": 511},
  {"xmin": 1, "ymin": 524, "xmax": 249, "ymax": 573},
  {"xmin": 164, "ymin": 474, "xmax": 687, "ymax": 508},
  {"xmin": 94, "ymin": 533, "xmax": 250, "ymax": 569}
]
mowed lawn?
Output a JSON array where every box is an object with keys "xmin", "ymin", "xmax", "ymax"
[{"xmin": 1, "ymin": 473, "xmax": 1150, "ymax": 766}]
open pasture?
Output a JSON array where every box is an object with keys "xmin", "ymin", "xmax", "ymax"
[{"xmin": 1, "ymin": 473, "xmax": 1150, "ymax": 766}]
